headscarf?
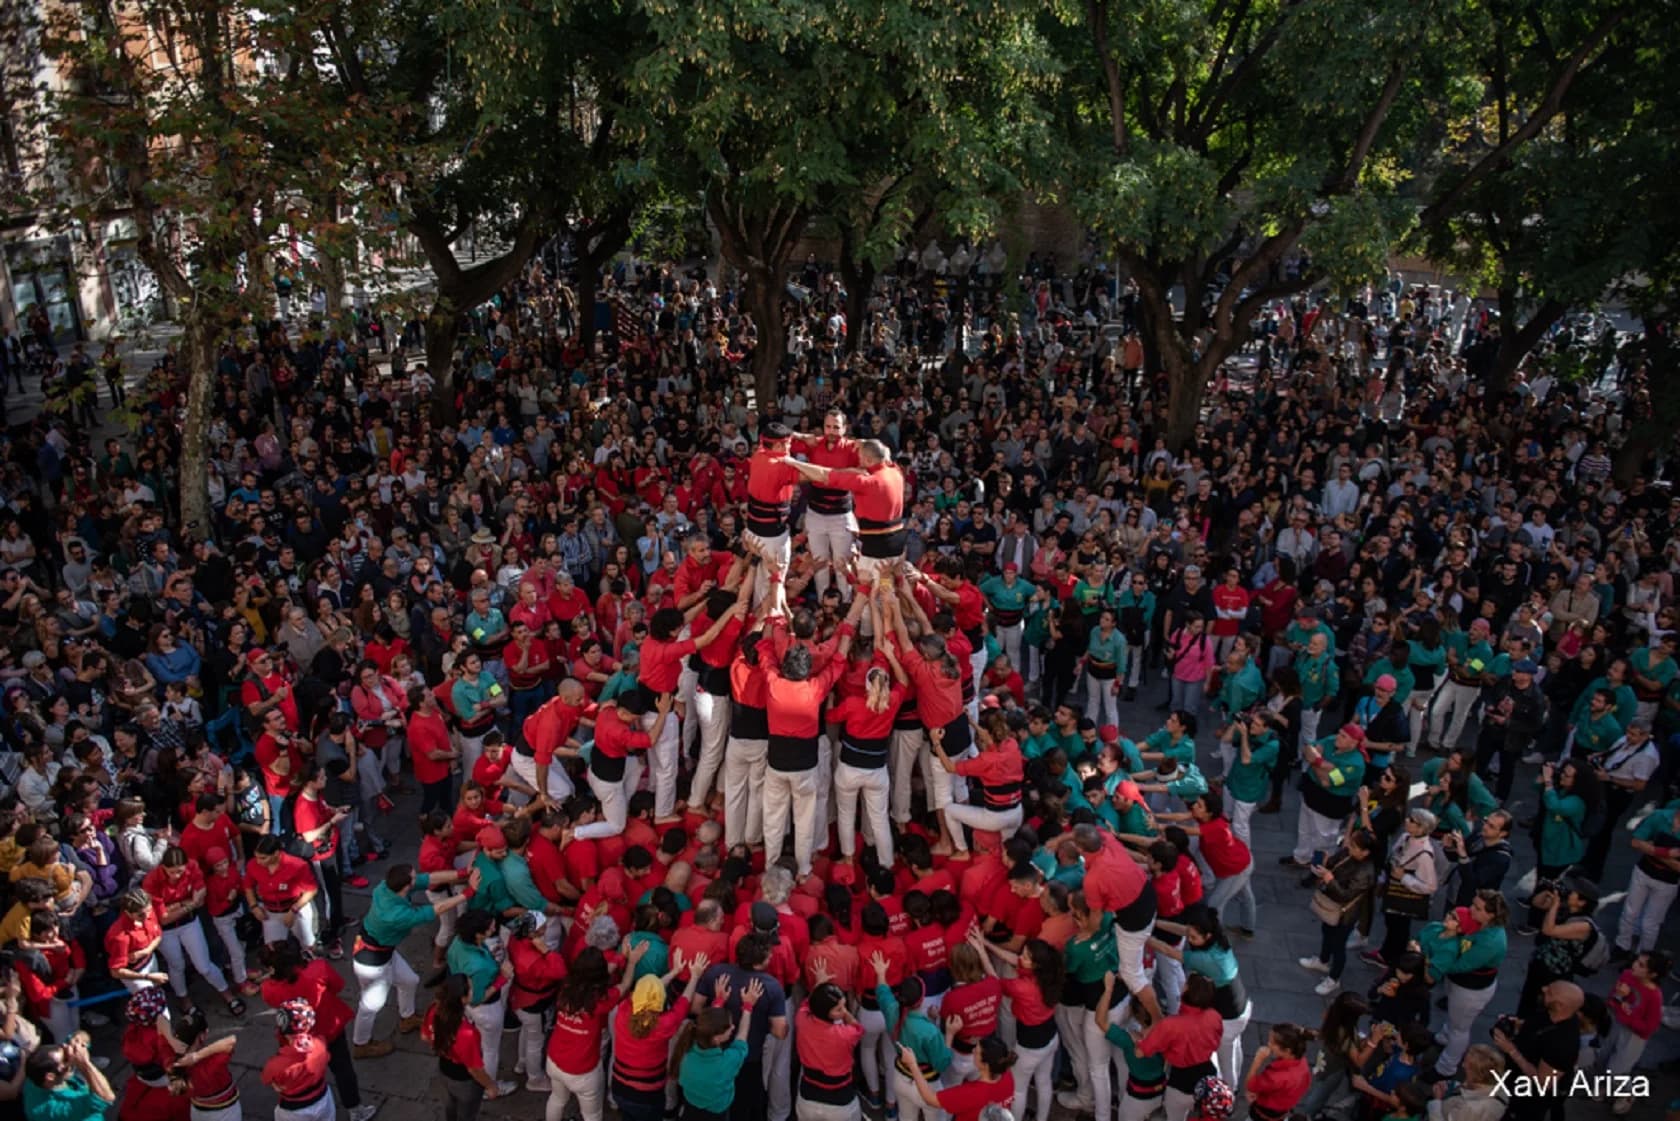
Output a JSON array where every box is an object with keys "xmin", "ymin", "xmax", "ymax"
[
  {"xmin": 276, "ymin": 997, "xmax": 317, "ymax": 1046},
  {"xmin": 1192, "ymin": 1075, "xmax": 1235, "ymax": 1121},
  {"xmin": 126, "ymin": 986, "xmax": 169, "ymax": 1025},
  {"xmin": 631, "ymin": 975, "xmax": 667, "ymax": 1015}
]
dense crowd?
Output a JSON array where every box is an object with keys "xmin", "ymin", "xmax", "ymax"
[{"xmin": 0, "ymin": 251, "xmax": 1675, "ymax": 1121}]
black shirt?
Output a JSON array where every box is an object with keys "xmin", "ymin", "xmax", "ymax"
[{"xmin": 1506, "ymin": 1014, "xmax": 1579, "ymax": 1121}]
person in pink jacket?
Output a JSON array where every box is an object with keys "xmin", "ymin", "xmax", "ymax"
[
  {"xmin": 350, "ymin": 660, "xmax": 411, "ymax": 791},
  {"xmin": 1167, "ymin": 614, "xmax": 1217, "ymax": 718}
]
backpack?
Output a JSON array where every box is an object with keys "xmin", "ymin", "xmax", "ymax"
[{"xmin": 1575, "ymin": 918, "xmax": 1610, "ymax": 976}]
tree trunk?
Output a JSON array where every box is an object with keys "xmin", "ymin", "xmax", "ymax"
[
  {"xmin": 1614, "ymin": 322, "xmax": 1679, "ymax": 484},
  {"xmin": 841, "ymin": 258, "xmax": 874, "ymax": 356},
  {"xmin": 1489, "ymin": 291, "xmax": 1567, "ymax": 398},
  {"xmin": 320, "ymin": 252, "xmax": 349, "ymax": 336},
  {"xmin": 179, "ymin": 311, "xmax": 216, "ymax": 539},
  {"xmin": 425, "ymin": 300, "xmax": 461, "ymax": 416},
  {"xmin": 744, "ymin": 266, "xmax": 786, "ymax": 410},
  {"xmin": 576, "ymin": 266, "xmax": 600, "ymax": 356}
]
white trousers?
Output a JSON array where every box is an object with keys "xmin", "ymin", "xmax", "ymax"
[
  {"xmin": 1217, "ymin": 1002, "xmax": 1251, "ymax": 1087},
  {"xmin": 1293, "ymin": 805, "xmax": 1344, "ymax": 864},
  {"xmin": 191, "ymin": 1100, "xmax": 242, "ymax": 1121},
  {"xmin": 160, "ymin": 917, "xmax": 228, "ymax": 996},
  {"xmin": 428, "ymin": 887, "xmax": 458, "ymax": 949},
  {"xmin": 1229, "ymin": 797, "xmax": 1257, "ymax": 848},
  {"xmin": 545, "ymin": 1059, "xmax": 604, "ymax": 1121},
  {"xmin": 461, "ymin": 733, "xmax": 487, "ymax": 781},
  {"xmin": 690, "ymin": 690, "xmax": 732, "ymax": 806},
  {"xmin": 858, "ymin": 1007, "xmax": 893, "ymax": 1100},
  {"xmin": 1084, "ymin": 1011, "xmax": 1121, "ymax": 1121},
  {"xmin": 1435, "ymin": 980, "xmax": 1497, "ymax": 1077},
  {"xmin": 1617, "ymin": 866, "xmax": 1678, "ymax": 953},
  {"xmin": 890, "ymin": 728, "xmax": 928, "ymax": 825},
  {"xmin": 891, "ymin": 1070, "xmax": 939, "ymax": 1121},
  {"xmin": 352, "ymin": 952, "xmax": 419, "ymax": 1045},
  {"xmin": 576, "ymin": 758, "xmax": 644, "ymax": 840},
  {"xmin": 260, "ymin": 902, "xmax": 318, "ymax": 950},
  {"xmin": 944, "ymin": 802, "xmax": 1023, "ymax": 852},
  {"xmin": 723, "ymin": 736, "xmax": 768, "ymax": 846},
  {"xmin": 210, "ymin": 911, "xmax": 248, "ymax": 984},
  {"xmin": 1085, "ymin": 675, "xmax": 1120, "ymax": 728},
  {"xmin": 1163, "ymin": 1086, "xmax": 1195, "ymax": 1121},
  {"xmin": 928, "ymin": 737, "xmax": 975, "ymax": 813},
  {"xmin": 515, "ymin": 1007, "xmax": 546, "ymax": 1079},
  {"xmin": 1114, "ymin": 922, "xmax": 1152, "ymax": 996},
  {"xmin": 275, "ymin": 1089, "xmax": 336, "ymax": 1121},
  {"xmin": 510, "ymin": 751, "xmax": 575, "ymax": 803},
  {"xmin": 1430, "ymin": 681, "xmax": 1480, "ymax": 750},
  {"xmin": 997, "ymin": 623, "xmax": 1024, "ymax": 675},
  {"xmin": 646, "ymin": 708, "xmax": 680, "ymax": 818},
  {"xmin": 763, "ymin": 763, "xmax": 821, "ymax": 876},
  {"xmin": 1057, "ymin": 1004, "xmax": 1094, "ymax": 1110},
  {"xmin": 1408, "ymin": 681, "xmax": 1442, "ymax": 753},
  {"xmin": 679, "ymin": 662, "xmax": 700, "ymax": 761},
  {"xmin": 765, "ymin": 1025, "xmax": 794, "ymax": 1121},
  {"xmin": 1299, "ymin": 707, "xmax": 1322, "ymax": 747},
  {"xmin": 834, "ymin": 762, "xmax": 892, "ymax": 863},
  {"xmin": 1013, "ymin": 1038, "xmax": 1057, "ymax": 1121},
  {"xmin": 797, "ymin": 1096, "xmax": 862, "ymax": 1121},
  {"xmin": 806, "ymin": 511, "xmax": 857, "ymax": 598},
  {"xmin": 466, "ymin": 991, "xmax": 507, "ymax": 1079},
  {"xmin": 745, "ymin": 529, "xmax": 792, "ymax": 607}
]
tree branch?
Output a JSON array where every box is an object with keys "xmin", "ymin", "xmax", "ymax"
[
  {"xmin": 1190, "ymin": 0, "xmax": 1300, "ymax": 142},
  {"xmin": 1417, "ymin": 8, "xmax": 1629, "ymax": 230},
  {"xmin": 1326, "ymin": 61, "xmax": 1407, "ymax": 194},
  {"xmin": 1086, "ymin": 0, "xmax": 1126, "ymax": 155}
]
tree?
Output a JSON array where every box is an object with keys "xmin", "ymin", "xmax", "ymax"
[
  {"xmin": 1412, "ymin": 0, "xmax": 1642, "ymax": 396},
  {"xmin": 634, "ymin": 0, "xmax": 1051, "ymax": 407},
  {"xmin": 314, "ymin": 0, "xmax": 661, "ymax": 409},
  {"xmin": 1058, "ymin": 0, "xmax": 1629, "ymax": 450},
  {"xmin": 39, "ymin": 0, "xmax": 387, "ymax": 534}
]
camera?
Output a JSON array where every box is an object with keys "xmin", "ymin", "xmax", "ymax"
[{"xmin": 1492, "ymin": 1014, "xmax": 1521, "ymax": 1041}]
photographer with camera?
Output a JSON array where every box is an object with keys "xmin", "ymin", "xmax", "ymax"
[
  {"xmin": 1489, "ymin": 981, "xmax": 1584, "ymax": 1121},
  {"xmin": 1441, "ymin": 810, "xmax": 1513, "ymax": 910},
  {"xmin": 21, "ymin": 1030, "xmax": 114, "ymax": 1121},
  {"xmin": 1516, "ymin": 874, "xmax": 1602, "ymax": 1018}
]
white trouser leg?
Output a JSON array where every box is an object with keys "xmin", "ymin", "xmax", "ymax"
[
  {"xmin": 1013, "ymin": 1038, "xmax": 1057, "ymax": 1121},
  {"xmin": 746, "ymin": 530, "xmax": 792, "ymax": 608},
  {"xmin": 511, "ymin": 752, "xmax": 574, "ymax": 802},
  {"xmin": 1229, "ymin": 798, "xmax": 1257, "ymax": 848},
  {"xmin": 999, "ymin": 624, "xmax": 1023, "ymax": 676},
  {"xmin": 275, "ymin": 1090, "xmax": 337, "ymax": 1121},
  {"xmin": 1293, "ymin": 806, "xmax": 1342, "ymax": 864},
  {"xmin": 516, "ymin": 1008, "xmax": 546, "ymax": 1081},
  {"xmin": 467, "ymin": 992, "xmax": 506, "ymax": 1079},
  {"xmin": 833, "ymin": 761, "xmax": 865, "ymax": 859},
  {"xmin": 210, "ymin": 912, "xmax": 247, "ymax": 984},
  {"xmin": 1408, "ymin": 683, "xmax": 1441, "ymax": 753},
  {"xmin": 1618, "ymin": 866, "xmax": 1679, "ymax": 953},
  {"xmin": 576, "ymin": 769, "xmax": 632, "ymax": 840},
  {"xmin": 261, "ymin": 902, "xmax": 317, "ymax": 950},
  {"xmin": 1434, "ymin": 980, "xmax": 1497, "ymax": 1077},
  {"xmin": 890, "ymin": 729, "xmax": 923, "ymax": 825},
  {"xmin": 1119, "ymin": 1087, "xmax": 1165, "ymax": 1121},
  {"xmin": 765, "ymin": 1025, "xmax": 793, "ymax": 1121},
  {"xmin": 1299, "ymin": 707, "xmax": 1321, "ymax": 747},
  {"xmin": 1605, "ymin": 1020, "xmax": 1649, "ymax": 1076},
  {"xmin": 1155, "ymin": 953, "xmax": 1184, "ymax": 1014},
  {"xmin": 645, "ymin": 709, "xmax": 680, "ymax": 818},
  {"xmin": 892, "ymin": 1071, "xmax": 929, "ymax": 1121},
  {"xmin": 812, "ymin": 736, "xmax": 833, "ymax": 856},
  {"xmin": 1084, "ymin": 1010, "xmax": 1118, "ymax": 1121},
  {"xmin": 546, "ymin": 1059, "xmax": 604, "ymax": 1121},
  {"xmin": 943, "ymin": 803, "xmax": 1024, "ymax": 852},
  {"xmin": 1163, "ymin": 1087, "xmax": 1194, "ymax": 1121},
  {"xmin": 723, "ymin": 737, "xmax": 769, "ymax": 847},
  {"xmin": 1114, "ymin": 923, "xmax": 1151, "ymax": 996},
  {"xmin": 690, "ymin": 690, "xmax": 732, "ymax": 805},
  {"xmin": 858, "ymin": 1007, "xmax": 888, "ymax": 1095},
  {"xmin": 762, "ymin": 766, "xmax": 796, "ymax": 868},
  {"xmin": 787, "ymin": 766, "xmax": 821, "ymax": 876},
  {"xmin": 807, "ymin": 512, "xmax": 857, "ymax": 600},
  {"xmin": 429, "ymin": 888, "xmax": 458, "ymax": 949},
  {"xmin": 1203, "ymin": 865, "xmax": 1257, "ymax": 931},
  {"xmin": 1217, "ymin": 1002, "xmax": 1250, "ymax": 1085},
  {"xmin": 352, "ymin": 953, "xmax": 419, "ymax": 1045},
  {"xmin": 460, "ymin": 733, "xmax": 486, "ymax": 781},
  {"xmin": 678, "ymin": 663, "xmax": 700, "ymax": 761},
  {"xmin": 159, "ymin": 921, "xmax": 222, "ymax": 995},
  {"xmin": 1057, "ymin": 1004, "xmax": 1093, "ymax": 1109},
  {"xmin": 1433, "ymin": 681, "xmax": 1478, "ymax": 750}
]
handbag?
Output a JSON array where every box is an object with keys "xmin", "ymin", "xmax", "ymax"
[
  {"xmin": 1311, "ymin": 888, "xmax": 1361, "ymax": 926},
  {"xmin": 1380, "ymin": 852, "xmax": 1433, "ymax": 919}
]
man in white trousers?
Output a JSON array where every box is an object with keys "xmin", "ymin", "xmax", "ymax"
[
  {"xmin": 350, "ymin": 862, "xmax": 472, "ymax": 1057},
  {"xmin": 743, "ymin": 423, "xmax": 804, "ymax": 607},
  {"xmin": 574, "ymin": 693, "xmax": 672, "ymax": 840},
  {"xmin": 790, "ymin": 410, "xmax": 862, "ymax": 600}
]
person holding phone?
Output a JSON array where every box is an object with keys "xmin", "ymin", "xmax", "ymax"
[{"xmin": 451, "ymin": 653, "xmax": 508, "ymax": 778}]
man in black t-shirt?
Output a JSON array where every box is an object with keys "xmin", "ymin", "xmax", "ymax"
[{"xmin": 1494, "ymin": 980, "xmax": 1583, "ymax": 1121}]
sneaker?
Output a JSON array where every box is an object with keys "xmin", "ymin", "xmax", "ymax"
[
  {"xmin": 1520, "ymin": 751, "xmax": 1545, "ymax": 765},
  {"xmin": 351, "ymin": 1040, "xmax": 394, "ymax": 1059},
  {"xmin": 398, "ymin": 1014, "xmax": 424, "ymax": 1034},
  {"xmin": 1314, "ymin": 977, "xmax": 1340, "ymax": 996},
  {"xmin": 1056, "ymin": 1091, "xmax": 1093, "ymax": 1112},
  {"xmin": 525, "ymin": 1077, "xmax": 553, "ymax": 1093},
  {"xmin": 1346, "ymin": 932, "xmax": 1365, "ymax": 950},
  {"xmin": 345, "ymin": 874, "xmax": 371, "ymax": 889},
  {"xmin": 1298, "ymin": 957, "xmax": 1331, "ymax": 974},
  {"xmin": 349, "ymin": 1106, "xmax": 381, "ymax": 1121},
  {"xmin": 1359, "ymin": 950, "xmax": 1388, "ymax": 968},
  {"xmin": 92, "ymin": 1055, "xmax": 111, "ymax": 1070},
  {"xmin": 495, "ymin": 1081, "xmax": 520, "ymax": 1097},
  {"xmin": 886, "ymin": 1106, "xmax": 899, "ymax": 1121}
]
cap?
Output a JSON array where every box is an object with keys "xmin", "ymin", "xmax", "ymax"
[
  {"xmin": 980, "ymin": 694, "xmax": 1001, "ymax": 711},
  {"xmin": 1513, "ymin": 659, "xmax": 1538, "ymax": 675},
  {"xmin": 476, "ymin": 825, "xmax": 507, "ymax": 851},
  {"xmin": 1099, "ymin": 724, "xmax": 1120, "ymax": 743},
  {"xmin": 750, "ymin": 901, "xmax": 780, "ymax": 933},
  {"xmin": 1374, "ymin": 674, "xmax": 1398, "ymax": 692},
  {"xmin": 20, "ymin": 651, "xmax": 45, "ymax": 669},
  {"xmin": 1339, "ymin": 723, "xmax": 1366, "ymax": 743},
  {"xmin": 1115, "ymin": 779, "xmax": 1144, "ymax": 805},
  {"xmin": 205, "ymin": 846, "xmax": 230, "ymax": 866},
  {"xmin": 246, "ymin": 648, "xmax": 270, "ymax": 668},
  {"xmin": 1002, "ymin": 562, "xmax": 1019, "ymax": 573}
]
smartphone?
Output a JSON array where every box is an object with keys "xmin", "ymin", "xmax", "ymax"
[{"xmin": 1311, "ymin": 852, "xmax": 1326, "ymax": 868}]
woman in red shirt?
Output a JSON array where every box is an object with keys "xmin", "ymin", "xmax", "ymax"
[
  {"xmin": 610, "ymin": 955, "xmax": 711, "ymax": 1121},
  {"xmin": 1241, "ymin": 1023, "xmax": 1313, "ymax": 1121},
  {"xmin": 420, "ymin": 812, "xmax": 465, "ymax": 967},
  {"xmin": 933, "ymin": 712, "xmax": 1026, "ymax": 856},
  {"xmin": 969, "ymin": 929, "xmax": 1062, "ymax": 1121},
  {"xmin": 942, "ymin": 942, "xmax": 1003, "ymax": 1084},
  {"xmin": 262, "ymin": 999, "xmax": 334, "ymax": 1121},
  {"xmin": 544, "ymin": 945, "xmax": 644, "ymax": 1121},
  {"xmin": 116, "ymin": 986, "xmax": 187, "ymax": 1121},
  {"xmin": 141, "ymin": 847, "xmax": 244, "ymax": 1014},
  {"xmin": 507, "ymin": 912, "xmax": 569, "ymax": 1093},
  {"xmin": 260, "ymin": 940, "xmax": 371, "ymax": 1121},
  {"xmin": 831, "ymin": 653, "xmax": 911, "ymax": 869},
  {"xmin": 407, "ymin": 686, "xmax": 460, "ymax": 816},
  {"xmin": 170, "ymin": 1007, "xmax": 241, "ymax": 1121},
  {"xmin": 423, "ymin": 975, "xmax": 511, "ymax": 1120},
  {"xmin": 284, "ymin": 763, "xmax": 351, "ymax": 959},
  {"xmin": 900, "ymin": 1035, "xmax": 1017, "ymax": 1121},
  {"xmin": 796, "ymin": 975, "xmax": 867, "ymax": 1117},
  {"xmin": 1135, "ymin": 974, "xmax": 1222, "ymax": 1121},
  {"xmin": 105, "ymin": 888, "xmax": 168, "ymax": 995}
]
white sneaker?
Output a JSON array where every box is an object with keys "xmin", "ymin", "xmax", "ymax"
[
  {"xmin": 1298, "ymin": 957, "xmax": 1331, "ymax": 974},
  {"xmin": 525, "ymin": 1077, "xmax": 553, "ymax": 1093},
  {"xmin": 495, "ymin": 1081, "xmax": 520, "ymax": 1097},
  {"xmin": 1056, "ymin": 1091, "xmax": 1093, "ymax": 1112},
  {"xmin": 1314, "ymin": 977, "xmax": 1340, "ymax": 996},
  {"xmin": 349, "ymin": 1106, "xmax": 380, "ymax": 1121},
  {"xmin": 1346, "ymin": 932, "xmax": 1365, "ymax": 949},
  {"xmin": 1520, "ymin": 751, "xmax": 1545, "ymax": 765}
]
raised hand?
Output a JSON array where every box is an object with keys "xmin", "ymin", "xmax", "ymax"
[{"xmin": 742, "ymin": 977, "xmax": 765, "ymax": 1005}]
